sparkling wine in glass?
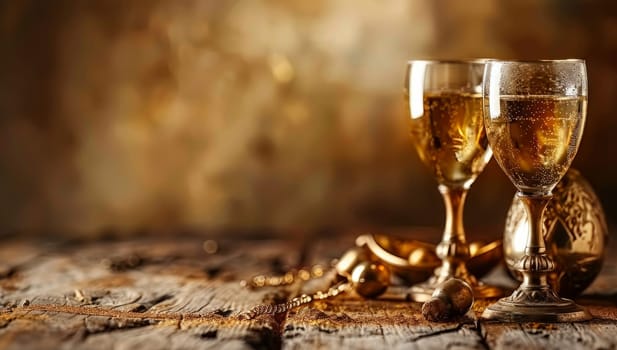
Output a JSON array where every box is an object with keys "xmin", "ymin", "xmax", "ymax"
[
  {"xmin": 482, "ymin": 59, "xmax": 591, "ymax": 322},
  {"xmin": 404, "ymin": 60, "xmax": 502, "ymax": 301}
]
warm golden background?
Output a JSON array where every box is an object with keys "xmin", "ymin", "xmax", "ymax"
[{"xmin": 0, "ymin": 0, "xmax": 615, "ymax": 237}]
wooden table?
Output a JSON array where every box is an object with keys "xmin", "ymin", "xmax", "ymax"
[{"xmin": 0, "ymin": 231, "xmax": 615, "ymax": 349}]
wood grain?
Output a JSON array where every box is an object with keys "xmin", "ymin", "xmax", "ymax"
[{"xmin": 0, "ymin": 232, "xmax": 616, "ymax": 349}]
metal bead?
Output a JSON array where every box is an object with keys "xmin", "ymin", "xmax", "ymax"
[
  {"xmin": 503, "ymin": 169, "xmax": 607, "ymax": 297},
  {"xmin": 350, "ymin": 261, "xmax": 390, "ymax": 299},
  {"xmin": 335, "ymin": 247, "xmax": 371, "ymax": 279}
]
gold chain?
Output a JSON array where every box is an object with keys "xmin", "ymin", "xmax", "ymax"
[
  {"xmin": 240, "ymin": 281, "xmax": 350, "ymax": 319},
  {"xmin": 240, "ymin": 264, "xmax": 327, "ymax": 288}
]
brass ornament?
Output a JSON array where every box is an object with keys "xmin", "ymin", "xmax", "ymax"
[
  {"xmin": 503, "ymin": 169, "xmax": 608, "ymax": 297},
  {"xmin": 356, "ymin": 234, "xmax": 502, "ymax": 284},
  {"xmin": 355, "ymin": 234, "xmax": 438, "ymax": 284},
  {"xmin": 241, "ymin": 246, "xmax": 386, "ymax": 319},
  {"xmin": 335, "ymin": 247, "xmax": 372, "ymax": 279},
  {"xmin": 350, "ymin": 261, "xmax": 391, "ymax": 298}
]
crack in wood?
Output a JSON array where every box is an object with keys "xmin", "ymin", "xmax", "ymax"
[
  {"xmin": 213, "ymin": 309, "xmax": 233, "ymax": 317},
  {"xmin": 82, "ymin": 315, "xmax": 155, "ymax": 339},
  {"xmin": 131, "ymin": 293, "xmax": 174, "ymax": 313},
  {"xmin": 474, "ymin": 320, "xmax": 490, "ymax": 350},
  {"xmin": 0, "ymin": 266, "xmax": 16, "ymax": 279},
  {"xmin": 199, "ymin": 329, "xmax": 218, "ymax": 339},
  {"xmin": 0, "ymin": 312, "xmax": 15, "ymax": 329},
  {"xmin": 244, "ymin": 324, "xmax": 282, "ymax": 350},
  {"xmin": 408, "ymin": 323, "xmax": 466, "ymax": 342}
]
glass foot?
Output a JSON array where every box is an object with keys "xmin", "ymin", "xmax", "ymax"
[
  {"xmin": 482, "ymin": 286, "xmax": 591, "ymax": 322},
  {"xmin": 409, "ymin": 279, "xmax": 503, "ymax": 302}
]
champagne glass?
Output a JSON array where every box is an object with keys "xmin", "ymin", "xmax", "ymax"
[
  {"xmin": 404, "ymin": 60, "xmax": 502, "ymax": 301},
  {"xmin": 481, "ymin": 59, "xmax": 591, "ymax": 322}
]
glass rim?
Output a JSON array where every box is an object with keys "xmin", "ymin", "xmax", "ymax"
[
  {"xmin": 406, "ymin": 59, "xmax": 489, "ymax": 65},
  {"xmin": 483, "ymin": 58, "xmax": 586, "ymax": 64}
]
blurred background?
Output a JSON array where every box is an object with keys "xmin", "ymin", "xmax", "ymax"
[{"xmin": 0, "ymin": 0, "xmax": 615, "ymax": 238}]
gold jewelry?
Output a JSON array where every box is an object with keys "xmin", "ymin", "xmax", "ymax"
[
  {"xmin": 240, "ymin": 264, "xmax": 326, "ymax": 288},
  {"xmin": 241, "ymin": 234, "xmax": 505, "ymax": 319},
  {"xmin": 240, "ymin": 247, "xmax": 390, "ymax": 319}
]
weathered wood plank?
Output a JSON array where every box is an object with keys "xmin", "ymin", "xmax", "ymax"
[
  {"xmin": 482, "ymin": 321, "xmax": 617, "ymax": 350},
  {"xmin": 0, "ymin": 237, "xmax": 302, "ymax": 350},
  {"xmin": 282, "ymin": 297, "xmax": 486, "ymax": 350},
  {"xmin": 0, "ymin": 231, "xmax": 616, "ymax": 349}
]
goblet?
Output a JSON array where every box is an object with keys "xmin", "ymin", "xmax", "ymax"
[
  {"xmin": 404, "ymin": 60, "xmax": 502, "ymax": 301},
  {"xmin": 481, "ymin": 59, "xmax": 591, "ymax": 322}
]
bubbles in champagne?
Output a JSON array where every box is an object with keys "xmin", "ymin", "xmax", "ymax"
[
  {"xmin": 405, "ymin": 92, "xmax": 491, "ymax": 188},
  {"xmin": 484, "ymin": 95, "xmax": 586, "ymax": 194}
]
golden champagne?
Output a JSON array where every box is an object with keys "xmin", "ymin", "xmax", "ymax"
[
  {"xmin": 406, "ymin": 92, "xmax": 491, "ymax": 188},
  {"xmin": 485, "ymin": 95, "xmax": 586, "ymax": 194}
]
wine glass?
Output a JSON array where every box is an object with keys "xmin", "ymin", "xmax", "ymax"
[
  {"xmin": 404, "ymin": 60, "xmax": 502, "ymax": 301},
  {"xmin": 481, "ymin": 59, "xmax": 591, "ymax": 322}
]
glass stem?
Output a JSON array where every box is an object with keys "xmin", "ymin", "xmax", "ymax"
[
  {"xmin": 516, "ymin": 193, "xmax": 554, "ymax": 289},
  {"xmin": 435, "ymin": 185, "xmax": 472, "ymax": 282}
]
